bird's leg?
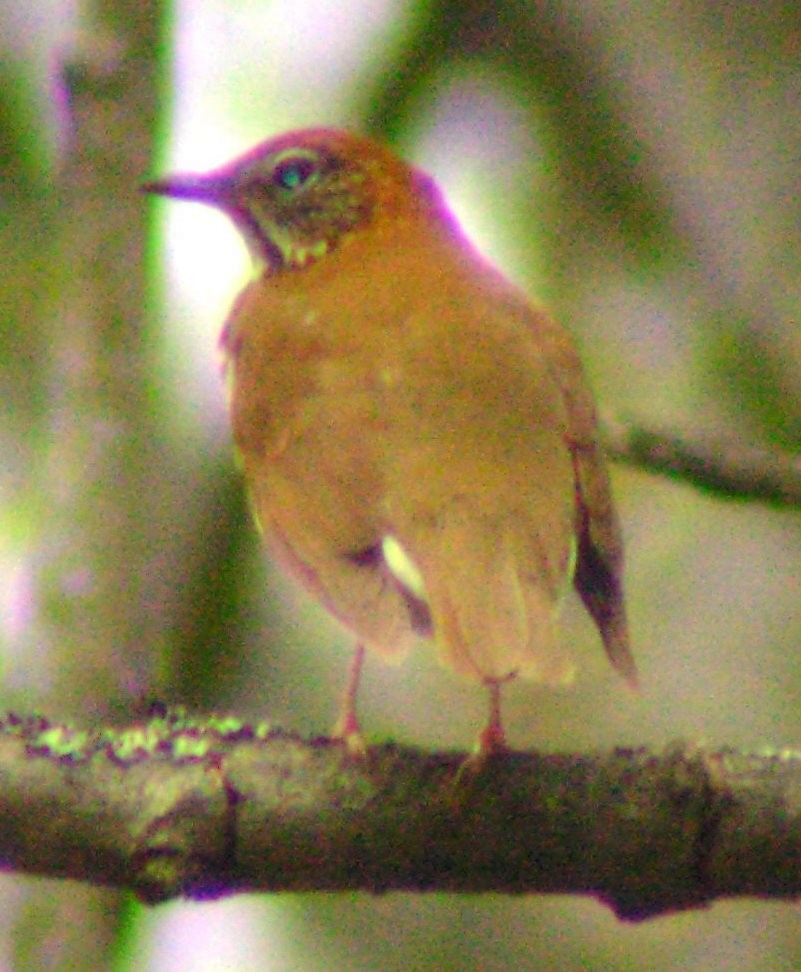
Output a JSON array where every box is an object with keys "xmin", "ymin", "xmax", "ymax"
[
  {"xmin": 475, "ymin": 678, "xmax": 509, "ymax": 756},
  {"xmin": 331, "ymin": 642, "xmax": 367, "ymax": 754}
]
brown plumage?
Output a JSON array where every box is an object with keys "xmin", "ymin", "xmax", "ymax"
[{"xmin": 144, "ymin": 128, "xmax": 636, "ymax": 753}]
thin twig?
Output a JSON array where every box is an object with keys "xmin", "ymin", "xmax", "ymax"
[{"xmin": 601, "ymin": 413, "xmax": 801, "ymax": 507}]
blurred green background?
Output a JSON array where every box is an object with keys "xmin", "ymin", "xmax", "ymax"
[{"xmin": 2, "ymin": 0, "xmax": 801, "ymax": 969}]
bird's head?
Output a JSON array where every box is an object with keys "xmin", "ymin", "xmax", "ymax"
[{"xmin": 143, "ymin": 129, "xmax": 444, "ymax": 273}]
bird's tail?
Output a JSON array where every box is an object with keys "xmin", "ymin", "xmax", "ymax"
[{"xmin": 417, "ymin": 520, "xmax": 576, "ymax": 686}]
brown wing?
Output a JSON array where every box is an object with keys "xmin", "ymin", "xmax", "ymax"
[{"xmin": 530, "ymin": 309, "xmax": 638, "ymax": 687}]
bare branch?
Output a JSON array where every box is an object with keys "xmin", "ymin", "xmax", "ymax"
[
  {"xmin": 2, "ymin": 712, "xmax": 800, "ymax": 921},
  {"xmin": 601, "ymin": 413, "xmax": 801, "ymax": 507}
]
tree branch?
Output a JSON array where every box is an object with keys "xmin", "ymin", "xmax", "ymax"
[
  {"xmin": 2, "ymin": 711, "xmax": 800, "ymax": 921},
  {"xmin": 601, "ymin": 413, "xmax": 801, "ymax": 507}
]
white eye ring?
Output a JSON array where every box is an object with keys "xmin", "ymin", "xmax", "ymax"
[{"xmin": 272, "ymin": 156, "xmax": 317, "ymax": 191}]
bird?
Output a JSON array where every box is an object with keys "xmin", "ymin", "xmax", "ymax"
[{"xmin": 143, "ymin": 128, "xmax": 636, "ymax": 755}]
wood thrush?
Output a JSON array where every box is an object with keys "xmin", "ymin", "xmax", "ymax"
[{"xmin": 144, "ymin": 128, "xmax": 636, "ymax": 754}]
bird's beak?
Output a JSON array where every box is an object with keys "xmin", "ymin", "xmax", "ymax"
[
  {"xmin": 141, "ymin": 172, "xmax": 234, "ymax": 208},
  {"xmin": 143, "ymin": 168, "xmax": 283, "ymax": 268}
]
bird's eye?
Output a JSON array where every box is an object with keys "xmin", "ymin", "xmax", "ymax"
[{"xmin": 272, "ymin": 156, "xmax": 317, "ymax": 191}]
